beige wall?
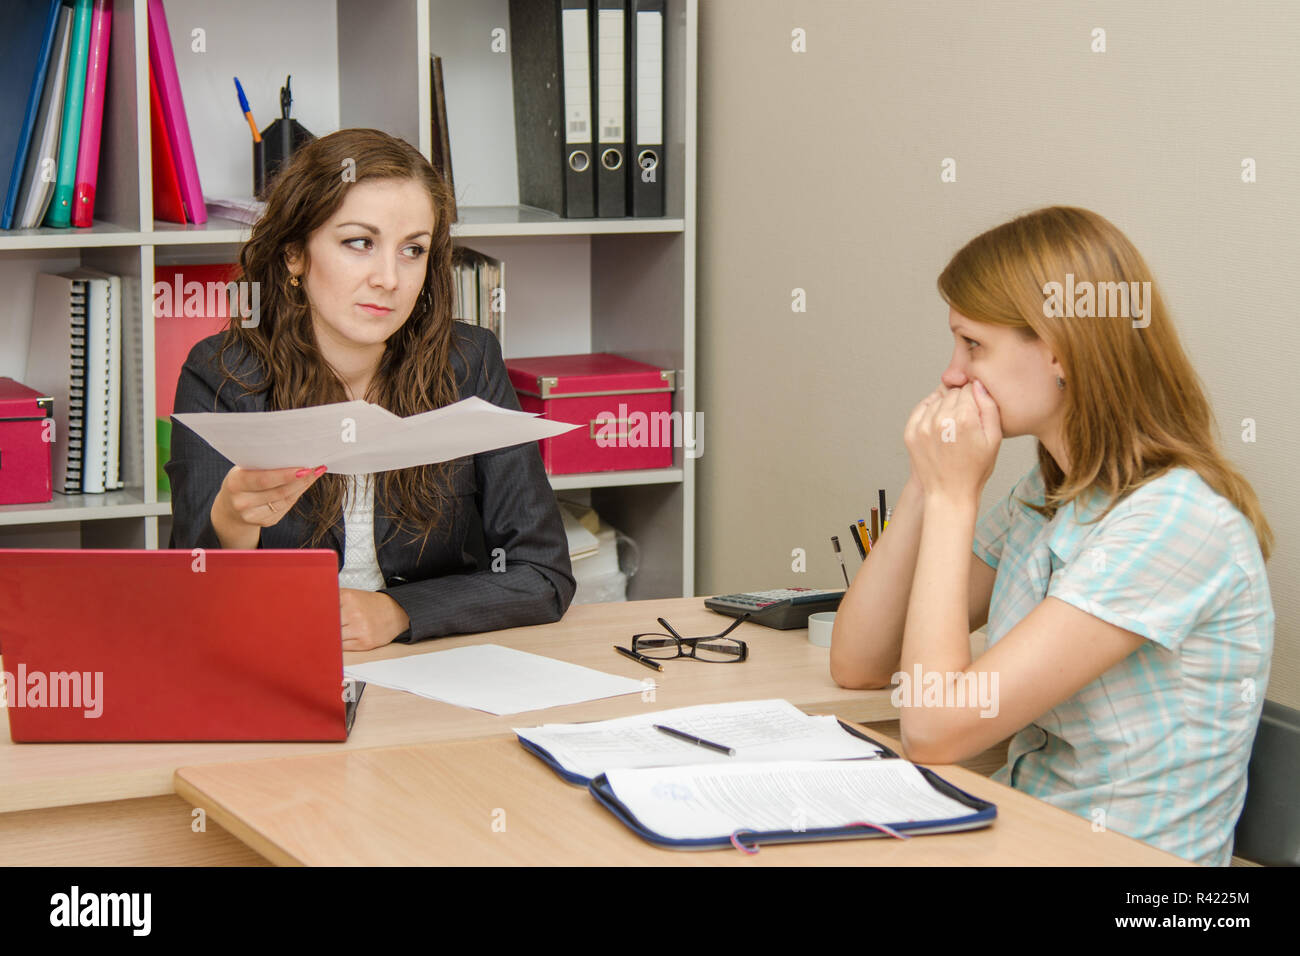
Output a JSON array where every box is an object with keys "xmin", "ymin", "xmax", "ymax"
[{"xmin": 696, "ymin": 0, "xmax": 1299, "ymax": 707}]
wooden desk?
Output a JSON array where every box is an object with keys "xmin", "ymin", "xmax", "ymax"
[
  {"xmin": 2, "ymin": 597, "xmax": 911, "ymax": 865},
  {"xmin": 173, "ymin": 726, "xmax": 1191, "ymax": 866}
]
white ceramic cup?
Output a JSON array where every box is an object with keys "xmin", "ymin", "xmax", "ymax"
[{"xmin": 807, "ymin": 611, "xmax": 836, "ymax": 648}]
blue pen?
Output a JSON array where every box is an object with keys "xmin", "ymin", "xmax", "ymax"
[{"xmin": 233, "ymin": 77, "xmax": 261, "ymax": 143}]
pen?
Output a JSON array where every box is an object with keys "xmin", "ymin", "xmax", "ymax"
[
  {"xmin": 233, "ymin": 77, "xmax": 262, "ymax": 143},
  {"xmin": 654, "ymin": 724, "xmax": 735, "ymax": 756},
  {"xmin": 831, "ymin": 535, "xmax": 851, "ymax": 588},
  {"xmin": 870, "ymin": 506, "xmax": 880, "ymax": 545},
  {"xmin": 614, "ymin": 644, "xmax": 662, "ymax": 672},
  {"xmin": 857, "ymin": 517, "xmax": 871, "ymax": 554},
  {"xmin": 849, "ymin": 523, "xmax": 866, "ymax": 559},
  {"xmin": 279, "ymin": 74, "xmax": 294, "ymax": 161},
  {"xmin": 879, "ymin": 488, "xmax": 888, "ymax": 530},
  {"xmin": 883, "ymin": 506, "xmax": 892, "ymax": 533}
]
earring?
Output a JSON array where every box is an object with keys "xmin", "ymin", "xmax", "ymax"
[
  {"xmin": 1056, "ymin": 376, "xmax": 1066, "ymax": 390},
  {"xmin": 289, "ymin": 275, "xmax": 300, "ymax": 287}
]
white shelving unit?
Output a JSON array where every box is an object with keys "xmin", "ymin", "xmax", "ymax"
[{"xmin": 0, "ymin": 0, "xmax": 696, "ymax": 600}]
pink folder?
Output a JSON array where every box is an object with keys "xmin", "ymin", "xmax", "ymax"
[
  {"xmin": 149, "ymin": 63, "xmax": 186, "ymax": 224},
  {"xmin": 71, "ymin": 0, "xmax": 110, "ymax": 228},
  {"xmin": 146, "ymin": 0, "xmax": 205, "ymax": 224}
]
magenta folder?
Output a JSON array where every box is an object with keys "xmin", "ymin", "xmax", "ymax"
[
  {"xmin": 71, "ymin": 0, "xmax": 110, "ymax": 228},
  {"xmin": 146, "ymin": 0, "xmax": 205, "ymax": 224}
]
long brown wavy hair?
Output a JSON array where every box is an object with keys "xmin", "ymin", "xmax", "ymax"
[
  {"xmin": 937, "ymin": 205, "xmax": 1274, "ymax": 561},
  {"xmin": 214, "ymin": 128, "xmax": 461, "ymax": 553}
]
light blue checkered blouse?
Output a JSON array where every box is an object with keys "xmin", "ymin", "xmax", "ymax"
[{"xmin": 973, "ymin": 462, "xmax": 1273, "ymax": 866}]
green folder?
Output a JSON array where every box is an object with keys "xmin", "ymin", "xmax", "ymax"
[
  {"xmin": 44, "ymin": 0, "xmax": 92, "ymax": 228},
  {"xmin": 157, "ymin": 418, "xmax": 171, "ymax": 494}
]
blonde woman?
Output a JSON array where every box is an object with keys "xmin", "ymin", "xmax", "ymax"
[{"xmin": 831, "ymin": 206, "xmax": 1274, "ymax": 866}]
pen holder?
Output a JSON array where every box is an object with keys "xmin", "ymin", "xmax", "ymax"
[{"xmin": 253, "ymin": 118, "xmax": 315, "ymax": 200}]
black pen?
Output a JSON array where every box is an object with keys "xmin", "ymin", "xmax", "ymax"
[
  {"xmin": 614, "ymin": 644, "xmax": 662, "ymax": 672},
  {"xmin": 831, "ymin": 535, "xmax": 851, "ymax": 588},
  {"xmin": 654, "ymin": 724, "xmax": 735, "ymax": 756}
]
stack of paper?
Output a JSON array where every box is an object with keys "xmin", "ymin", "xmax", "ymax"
[
  {"xmin": 204, "ymin": 196, "xmax": 265, "ymax": 225},
  {"xmin": 559, "ymin": 503, "xmax": 600, "ymax": 560}
]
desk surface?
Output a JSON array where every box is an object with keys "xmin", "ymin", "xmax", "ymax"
[
  {"xmin": 2, "ymin": 597, "xmax": 904, "ymax": 813},
  {"xmin": 173, "ymin": 726, "xmax": 1191, "ymax": 866}
]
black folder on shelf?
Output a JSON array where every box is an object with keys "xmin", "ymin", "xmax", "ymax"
[
  {"xmin": 628, "ymin": 0, "xmax": 664, "ymax": 217},
  {"xmin": 592, "ymin": 0, "xmax": 627, "ymax": 217},
  {"xmin": 509, "ymin": 0, "xmax": 595, "ymax": 218}
]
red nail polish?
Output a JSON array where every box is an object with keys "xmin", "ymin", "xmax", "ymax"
[
  {"xmin": 295, "ymin": 468, "xmax": 310, "ymax": 478},
  {"xmin": 314, "ymin": 465, "xmax": 327, "ymax": 476}
]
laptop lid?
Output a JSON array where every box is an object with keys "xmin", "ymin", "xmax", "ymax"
[{"xmin": 0, "ymin": 549, "xmax": 358, "ymax": 742}]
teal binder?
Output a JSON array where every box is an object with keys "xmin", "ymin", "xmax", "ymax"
[{"xmin": 44, "ymin": 0, "xmax": 93, "ymax": 228}]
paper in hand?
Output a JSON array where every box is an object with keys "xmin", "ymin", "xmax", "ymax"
[{"xmin": 172, "ymin": 396, "xmax": 579, "ymax": 474}]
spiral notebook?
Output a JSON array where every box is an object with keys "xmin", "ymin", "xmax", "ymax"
[{"xmin": 27, "ymin": 269, "xmax": 134, "ymax": 494}]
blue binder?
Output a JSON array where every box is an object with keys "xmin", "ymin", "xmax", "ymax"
[
  {"xmin": 587, "ymin": 762, "xmax": 997, "ymax": 851},
  {"xmin": 1, "ymin": 0, "xmax": 62, "ymax": 229}
]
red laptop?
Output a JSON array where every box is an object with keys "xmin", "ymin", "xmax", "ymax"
[{"xmin": 0, "ymin": 549, "xmax": 363, "ymax": 742}]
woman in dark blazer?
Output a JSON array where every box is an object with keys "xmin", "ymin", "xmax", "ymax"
[{"xmin": 166, "ymin": 128, "xmax": 574, "ymax": 649}]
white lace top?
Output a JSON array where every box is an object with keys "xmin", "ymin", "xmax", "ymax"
[{"xmin": 338, "ymin": 474, "xmax": 386, "ymax": 591}]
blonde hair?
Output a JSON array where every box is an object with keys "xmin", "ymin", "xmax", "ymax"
[{"xmin": 937, "ymin": 205, "xmax": 1273, "ymax": 561}]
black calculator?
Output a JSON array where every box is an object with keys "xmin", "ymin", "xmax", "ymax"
[{"xmin": 704, "ymin": 588, "xmax": 845, "ymax": 630}]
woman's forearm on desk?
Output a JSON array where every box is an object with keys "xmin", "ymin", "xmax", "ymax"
[{"xmin": 829, "ymin": 476, "xmax": 925, "ymax": 689}]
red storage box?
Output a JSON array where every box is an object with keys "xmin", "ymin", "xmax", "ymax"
[
  {"xmin": 0, "ymin": 377, "xmax": 54, "ymax": 505},
  {"xmin": 505, "ymin": 354, "xmax": 676, "ymax": 474}
]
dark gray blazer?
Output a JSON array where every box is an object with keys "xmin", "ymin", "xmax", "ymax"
[{"xmin": 165, "ymin": 324, "xmax": 575, "ymax": 642}]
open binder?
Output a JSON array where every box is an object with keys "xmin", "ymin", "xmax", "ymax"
[
  {"xmin": 516, "ymin": 699, "xmax": 996, "ymax": 850},
  {"xmin": 588, "ymin": 758, "xmax": 997, "ymax": 851}
]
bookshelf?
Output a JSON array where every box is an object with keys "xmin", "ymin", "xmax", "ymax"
[{"xmin": 0, "ymin": 0, "xmax": 697, "ymax": 601}]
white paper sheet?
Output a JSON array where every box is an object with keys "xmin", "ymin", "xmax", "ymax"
[
  {"xmin": 603, "ymin": 759, "xmax": 975, "ymax": 840},
  {"xmin": 343, "ymin": 644, "xmax": 645, "ymax": 715},
  {"xmin": 172, "ymin": 396, "xmax": 579, "ymax": 474},
  {"xmin": 515, "ymin": 699, "xmax": 883, "ymax": 779}
]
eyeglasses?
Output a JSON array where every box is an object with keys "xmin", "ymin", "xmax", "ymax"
[{"xmin": 631, "ymin": 615, "xmax": 750, "ymax": 662}]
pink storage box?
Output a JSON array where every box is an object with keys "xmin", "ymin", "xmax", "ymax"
[
  {"xmin": 0, "ymin": 377, "xmax": 54, "ymax": 505},
  {"xmin": 505, "ymin": 353, "xmax": 676, "ymax": 474}
]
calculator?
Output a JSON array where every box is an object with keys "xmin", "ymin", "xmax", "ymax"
[{"xmin": 704, "ymin": 587, "xmax": 845, "ymax": 630}]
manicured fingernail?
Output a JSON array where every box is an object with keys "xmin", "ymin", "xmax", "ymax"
[
  {"xmin": 314, "ymin": 465, "xmax": 327, "ymax": 476},
  {"xmin": 295, "ymin": 468, "xmax": 311, "ymax": 478}
]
